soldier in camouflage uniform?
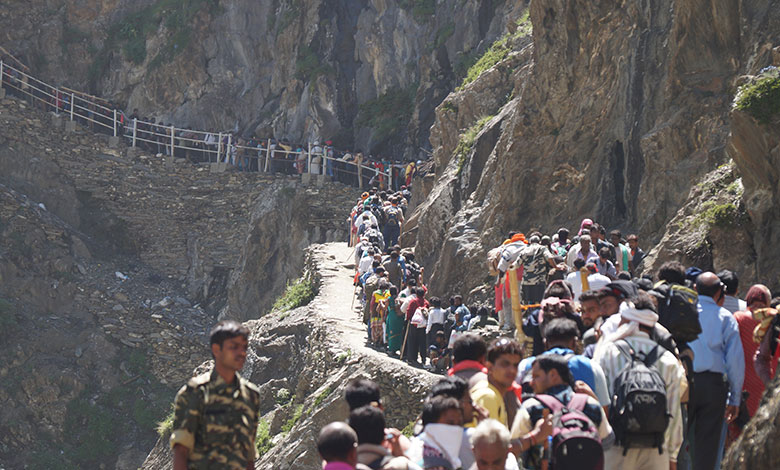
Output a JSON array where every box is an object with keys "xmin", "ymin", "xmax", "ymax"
[
  {"xmin": 170, "ymin": 320, "xmax": 261, "ymax": 470},
  {"xmin": 518, "ymin": 234, "xmax": 556, "ymax": 305}
]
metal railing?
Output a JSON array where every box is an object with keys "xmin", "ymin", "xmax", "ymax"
[{"xmin": 0, "ymin": 59, "xmax": 411, "ymax": 190}]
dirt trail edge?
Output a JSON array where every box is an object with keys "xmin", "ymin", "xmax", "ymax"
[{"xmin": 311, "ymin": 242, "xmax": 432, "ymax": 372}]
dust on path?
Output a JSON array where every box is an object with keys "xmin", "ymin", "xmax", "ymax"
[{"xmin": 311, "ymin": 242, "xmax": 434, "ymax": 374}]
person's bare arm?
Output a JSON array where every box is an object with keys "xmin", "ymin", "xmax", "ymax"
[{"xmin": 173, "ymin": 444, "xmax": 189, "ymax": 470}]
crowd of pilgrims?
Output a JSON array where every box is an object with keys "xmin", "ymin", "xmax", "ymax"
[{"xmin": 318, "ymin": 183, "xmax": 780, "ymax": 470}]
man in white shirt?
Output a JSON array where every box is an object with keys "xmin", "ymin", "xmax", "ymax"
[
  {"xmin": 565, "ymin": 260, "xmax": 611, "ymax": 301},
  {"xmin": 594, "ymin": 293, "xmax": 685, "ymax": 470},
  {"xmin": 565, "ymin": 234, "xmax": 599, "ymax": 269}
]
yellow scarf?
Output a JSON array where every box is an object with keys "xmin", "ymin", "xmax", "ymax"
[{"xmin": 752, "ymin": 308, "xmax": 778, "ymax": 344}]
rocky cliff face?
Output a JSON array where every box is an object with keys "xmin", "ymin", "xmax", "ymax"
[
  {"xmin": 404, "ymin": 0, "xmax": 780, "ymax": 298},
  {"xmin": 723, "ymin": 372, "xmax": 780, "ymax": 468},
  {"xmin": 0, "ymin": 94, "xmax": 359, "ymax": 468},
  {"xmin": 142, "ymin": 247, "xmax": 438, "ymax": 470},
  {"xmin": 1, "ymin": 0, "xmax": 523, "ymax": 158}
]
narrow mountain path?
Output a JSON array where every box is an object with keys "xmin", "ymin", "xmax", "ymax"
[{"xmin": 311, "ymin": 242, "xmax": 434, "ymax": 374}]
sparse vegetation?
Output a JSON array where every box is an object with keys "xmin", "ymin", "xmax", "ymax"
[
  {"xmin": 336, "ymin": 349, "xmax": 353, "ymax": 363},
  {"xmin": 88, "ymin": 0, "xmax": 221, "ymax": 84},
  {"xmin": 276, "ymin": 0, "xmax": 302, "ymax": 34},
  {"xmin": 255, "ymin": 418, "xmax": 274, "ymax": 457},
  {"xmin": 401, "ymin": 419, "xmax": 417, "ymax": 437},
  {"xmin": 64, "ymin": 394, "xmax": 117, "ymax": 464},
  {"xmin": 455, "ymin": 115, "xmax": 494, "ymax": 175},
  {"xmin": 458, "ymin": 10, "xmax": 531, "ymax": 90},
  {"xmin": 433, "ymin": 22, "xmax": 455, "ymax": 50},
  {"xmin": 156, "ymin": 406, "xmax": 175, "ymax": 437},
  {"xmin": 275, "ymin": 388, "xmax": 293, "ymax": 406},
  {"xmin": 694, "ymin": 201, "xmax": 745, "ymax": 228},
  {"xmin": 281, "ymin": 404, "xmax": 305, "ymax": 433},
  {"xmin": 440, "ymin": 100, "xmax": 458, "ymax": 114},
  {"xmin": 357, "ymin": 84, "xmax": 419, "ymax": 149},
  {"xmin": 399, "ymin": 0, "xmax": 436, "ymax": 22},
  {"xmin": 735, "ymin": 66, "xmax": 780, "ymax": 125},
  {"xmin": 295, "ymin": 44, "xmax": 334, "ymax": 81},
  {"xmin": 313, "ymin": 386, "xmax": 332, "ymax": 408},
  {"xmin": 272, "ymin": 276, "xmax": 318, "ymax": 313}
]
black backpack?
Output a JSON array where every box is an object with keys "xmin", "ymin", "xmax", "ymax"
[
  {"xmin": 654, "ymin": 282, "xmax": 701, "ymax": 344},
  {"xmin": 609, "ymin": 340, "xmax": 670, "ymax": 454}
]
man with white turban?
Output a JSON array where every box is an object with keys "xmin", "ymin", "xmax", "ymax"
[{"xmin": 594, "ymin": 291, "xmax": 686, "ymax": 470}]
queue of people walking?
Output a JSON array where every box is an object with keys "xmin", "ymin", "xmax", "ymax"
[
  {"xmin": 161, "ymin": 183, "xmax": 777, "ymax": 470},
  {"xmin": 323, "ymin": 189, "xmax": 777, "ymax": 469}
]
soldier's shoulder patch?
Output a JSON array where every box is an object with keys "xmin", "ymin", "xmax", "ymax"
[
  {"xmin": 187, "ymin": 371, "xmax": 212, "ymax": 388},
  {"xmin": 242, "ymin": 378, "xmax": 261, "ymax": 395}
]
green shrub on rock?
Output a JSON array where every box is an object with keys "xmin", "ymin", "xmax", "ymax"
[{"xmin": 735, "ymin": 66, "xmax": 780, "ymax": 125}]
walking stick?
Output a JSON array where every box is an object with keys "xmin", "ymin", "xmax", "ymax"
[
  {"xmin": 345, "ymin": 244, "xmax": 357, "ymax": 263},
  {"xmin": 400, "ymin": 319, "xmax": 411, "ymax": 360},
  {"xmin": 351, "ymin": 280, "xmax": 359, "ymax": 310}
]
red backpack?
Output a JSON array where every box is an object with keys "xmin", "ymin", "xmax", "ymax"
[{"xmin": 534, "ymin": 393, "xmax": 604, "ymax": 470}]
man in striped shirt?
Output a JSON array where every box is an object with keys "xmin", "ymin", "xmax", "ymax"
[{"xmin": 594, "ymin": 292, "xmax": 686, "ymax": 470}]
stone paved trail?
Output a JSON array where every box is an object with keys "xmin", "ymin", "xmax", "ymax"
[{"xmin": 311, "ymin": 242, "xmax": 434, "ymax": 373}]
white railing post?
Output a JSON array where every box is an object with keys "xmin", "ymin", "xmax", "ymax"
[
  {"xmin": 70, "ymin": 93, "xmax": 75, "ymax": 121},
  {"xmin": 217, "ymin": 132, "xmax": 223, "ymax": 163},
  {"xmin": 132, "ymin": 118, "xmax": 137, "ymax": 147},
  {"xmin": 226, "ymin": 134, "xmax": 232, "ymax": 164},
  {"xmin": 389, "ymin": 164, "xmax": 393, "ymax": 190},
  {"xmin": 0, "ymin": 60, "xmax": 4, "ymax": 88},
  {"xmin": 113, "ymin": 109, "xmax": 118, "ymax": 137},
  {"xmin": 264, "ymin": 138, "xmax": 271, "ymax": 172},
  {"xmin": 170, "ymin": 124, "xmax": 175, "ymax": 156},
  {"xmin": 307, "ymin": 142, "xmax": 312, "ymax": 174}
]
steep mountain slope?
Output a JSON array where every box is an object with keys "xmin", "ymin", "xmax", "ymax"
[
  {"xmin": 405, "ymin": 0, "xmax": 780, "ymax": 299},
  {"xmin": 1, "ymin": 0, "xmax": 525, "ymax": 158},
  {"xmin": 0, "ymin": 94, "xmax": 359, "ymax": 468}
]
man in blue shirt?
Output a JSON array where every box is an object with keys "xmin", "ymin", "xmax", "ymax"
[
  {"xmin": 686, "ymin": 272, "xmax": 744, "ymax": 470},
  {"xmin": 516, "ymin": 318, "xmax": 610, "ymax": 407}
]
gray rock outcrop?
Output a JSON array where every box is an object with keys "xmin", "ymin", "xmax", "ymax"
[
  {"xmin": 1, "ymin": 0, "xmax": 524, "ymax": 158},
  {"xmin": 405, "ymin": 0, "xmax": 780, "ymax": 298}
]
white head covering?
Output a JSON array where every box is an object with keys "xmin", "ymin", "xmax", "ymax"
[
  {"xmin": 619, "ymin": 301, "xmax": 658, "ymax": 327},
  {"xmin": 604, "ymin": 301, "xmax": 659, "ymax": 344}
]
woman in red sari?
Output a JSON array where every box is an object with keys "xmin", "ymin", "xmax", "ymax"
[{"xmin": 728, "ymin": 284, "xmax": 772, "ymax": 444}]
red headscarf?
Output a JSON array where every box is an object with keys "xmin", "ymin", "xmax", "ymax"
[{"xmin": 746, "ymin": 284, "xmax": 772, "ymax": 309}]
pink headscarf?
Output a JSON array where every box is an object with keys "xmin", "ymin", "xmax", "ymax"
[{"xmin": 578, "ymin": 218, "xmax": 593, "ymax": 236}]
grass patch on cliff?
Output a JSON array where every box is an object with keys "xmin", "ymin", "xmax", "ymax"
[
  {"xmin": 455, "ymin": 115, "xmax": 494, "ymax": 175},
  {"xmin": 358, "ymin": 84, "xmax": 419, "ymax": 150},
  {"xmin": 693, "ymin": 201, "xmax": 747, "ymax": 229},
  {"xmin": 399, "ymin": 0, "xmax": 436, "ymax": 22},
  {"xmin": 735, "ymin": 67, "xmax": 780, "ymax": 124},
  {"xmin": 458, "ymin": 10, "xmax": 531, "ymax": 90},
  {"xmin": 401, "ymin": 419, "xmax": 417, "ymax": 437},
  {"xmin": 281, "ymin": 404, "xmax": 305, "ymax": 433},
  {"xmin": 156, "ymin": 405, "xmax": 175, "ymax": 437},
  {"xmin": 295, "ymin": 44, "xmax": 334, "ymax": 82},
  {"xmin": 432, "ymin": 22, "xmax": 455, "ymax": 50},
  {"xmin": 88, "ymin": 0, "xmax": 221, "ymax": 85},
  {"xmin": 256, "ymin": 418, "xmax": 274, "ymax": 457},
  {"xmin": 272, "ymin": 276, "xmax": 318, "ymax": 313},
  {"xmin": 274, "ymin": 0, "xmax": 302, "ymax": 35},
  {"xmin": 313, "ymin": 386, "xmax": 333, "ymax": 408},
  {"xmin": 64, "ymin": 394, "xmax": 118, "ymax": 464}
]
